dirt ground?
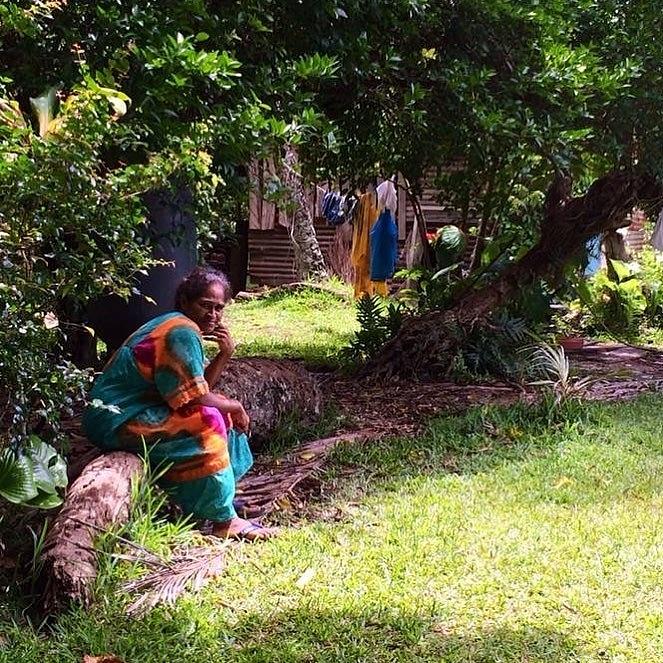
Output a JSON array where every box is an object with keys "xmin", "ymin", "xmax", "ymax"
[{"xmin": 321, "ymin": 342, "xmax": 663, "ymax": 440}]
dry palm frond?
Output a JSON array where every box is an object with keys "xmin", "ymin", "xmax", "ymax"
[
  {"xmin": 118, "ymin": 541, "xmax": 229, "ymax": 617},
  {"xmin": 235, "ymin": 432, "xmax": 369, "ymax": 517},
  {"xmin": 523, "ymin": 341, "xmax": 596, "ymax": 403}
]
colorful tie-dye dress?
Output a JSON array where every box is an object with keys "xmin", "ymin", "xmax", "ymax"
[{"xmin": 82, "ymin": 311, "xmax": 252, "ymax": 522}]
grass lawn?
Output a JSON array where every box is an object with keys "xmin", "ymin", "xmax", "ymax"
[
  {"xmin": 3, "ymin": 395, "xmax": 663, "ymax": 662},
  {"xmin": 223, "ymin": 286, "xmax": 358, "ymax": 368}
]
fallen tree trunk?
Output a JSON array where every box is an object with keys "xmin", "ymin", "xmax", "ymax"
[
  {"xmin": 367, "ymin": 171, "xmax": 662, "ymax": 377},
  {"xmin": 41, "ymin": 358, "xmax": 322, "ymax": 612},
  {"xmin": 217, "ymin": 358, "xmax": 322, "ymax": 445},
  {"xmin": 40, "ymin": 452, "xmax": 144, "ymax": 613}
]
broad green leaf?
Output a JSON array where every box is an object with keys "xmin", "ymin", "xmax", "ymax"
[
  {"xmin": 0, "ymin": 449, "xmax": 38, "ymax": 504},
  {"xmin": 610, "ymin": 259, "xmax": 631, "ymax": 283},
  {"xmin": 27, "ymin": 437, "xmax": 68, "ymax": 493}
]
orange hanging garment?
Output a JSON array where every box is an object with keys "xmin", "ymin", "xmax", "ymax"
[{"xmin": 351, "ymin": 192, "xmax": 378, "ymax": 298}]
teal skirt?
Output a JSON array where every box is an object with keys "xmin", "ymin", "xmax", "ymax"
[{"xmin": 159, "ymin": 429, "xmax": 253, "ymax": 522}]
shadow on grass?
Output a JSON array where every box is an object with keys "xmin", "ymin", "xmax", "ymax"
[
  {"xmin": 3, "ymin": 604, "xmax": 582, "ymax": 663},
  {"xmin": 226, "ymin": 607, "xmax": 580, "ymax": 662}
]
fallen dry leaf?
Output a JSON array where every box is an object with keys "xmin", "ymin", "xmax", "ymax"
[
  {"xmin": 83, "ymin": 655, "xmax": 126, "ymax": 663},
  {"xmin": 295, "ymin": 567, "xmax": 316, "ymax": 589}
]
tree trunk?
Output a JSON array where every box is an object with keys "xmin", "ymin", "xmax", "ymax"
[
  {"xmin": 212, "ymin": 357, "xmax": 322, "ymax": 446},
  {"xmin": 41, "ymin": 358, "xmax": 322, "ymax": 611},
  {"xmin": 367, "ymin": 171, "xmax": 661, "ymax": 377},
  {"xmin": 282, "ymin": 143, "xmax": 328, "ymax": 281},
  {"xmin": 40, "ymin": 452, "xmax": 144, "ymax": 613}
]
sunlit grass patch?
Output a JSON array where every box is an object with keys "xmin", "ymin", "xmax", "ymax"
[
  {"xmin": 223, "ymin": 285, "xmax": 357, "ymax": 368},
  {"xmin": 4, "ymin": 396, "xmax": 663, "ymax": 662}
]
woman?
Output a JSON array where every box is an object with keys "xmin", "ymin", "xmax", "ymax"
[{"xmin": 83, "ymin": 267, "xmax": 276, "ymax": 540}]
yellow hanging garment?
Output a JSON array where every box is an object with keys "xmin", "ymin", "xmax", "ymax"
[{"xmin": 351, "ymin": 192, "xmax": 378, "ymax": 298}]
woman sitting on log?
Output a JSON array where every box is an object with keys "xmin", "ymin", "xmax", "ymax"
[{"xmin": 82, "ymin": 266, "xmax": 277, "ymax": 541}]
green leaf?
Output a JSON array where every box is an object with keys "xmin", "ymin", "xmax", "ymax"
[
  {"xmin": 27, "ymin": 437, "xmax": 68, "ymax": 493},
  {"xmin": 610, "ymin": 259, "xmax": 631, "ymax": 283},
  {"xmin": 0, "ymin": 449, "xmax": 38, "ymax": 504},
  {"xmin": 24, "ymin": 491, "xmax": 63, "ymax": 509}
]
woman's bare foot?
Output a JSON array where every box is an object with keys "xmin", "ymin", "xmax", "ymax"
[{"xmin": 212, "ymin": 517, "xmax": 279, "ymax": 541}]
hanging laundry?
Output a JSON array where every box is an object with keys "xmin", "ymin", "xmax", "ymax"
[
  {"xmin": 321, "ymin": 191, "xmax": 359, "ymax": 226},
  {"xmin": 652, "ymin": 210, "xmax": 663, "ymax": 251},
  {"xmin": 344, "ymin": 193, "xmax": 359, "ymax": 224},
  {"xmin": 321, "ymin": 191, "xmax": 343, "ymax": 224},
  {"xmin": 351, "ymin": 192, "xmax": 378, "ymax": 298},
  {"xmin": 370, "ymin": 208, "xmax": 398, "ymax": 284},
  {"xmin": 376, "ymin": 178, "xmax": 397, "ymax": 212},
  {"xmin": 584, "ymin": 234, "xmax": 603, "ymax": 277}
]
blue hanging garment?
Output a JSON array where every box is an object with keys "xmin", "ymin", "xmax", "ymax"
[
  {"xmin": 584, "ymin": 234, "xmax": 603, "ymax": 277},
  {"xmin": 369, "ymin": 209, "xmax": 398, "ymax": 281},
  {"xmin": 321, "ymin": 191, "xmax": 346, "ymax": 225}
]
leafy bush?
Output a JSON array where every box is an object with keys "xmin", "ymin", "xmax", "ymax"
[
  {"xmin": 450, "ymin": 313, "xmax": 533, "ymax": 381},
  {"xmin": 573, "ymin": 252, "xmax": 663, "ymax": 340},
  {"xmin": 0, "ymin": 80, "xmax": 223, "ymax": 500},
  {"xmin": 639, "ymin": 248, "xmax": 663, "ymax": 326},
  {"xmin": 396, "ymin": 265, "xmax": 461, "ymax": 313}
]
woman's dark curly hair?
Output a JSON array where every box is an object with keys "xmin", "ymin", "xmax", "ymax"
[{"xmin": 175, "ymin": 266, "xmax": 231, "ymax": 310}]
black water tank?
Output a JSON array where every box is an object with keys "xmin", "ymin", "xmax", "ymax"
[{"xmin": 87, "ymin": 189, "xmax": 198, "ymax": 351}]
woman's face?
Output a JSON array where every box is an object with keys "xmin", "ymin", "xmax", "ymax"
[{"xmin": 182, "ymin": 282, "xmax": 227, "ymax": 334}]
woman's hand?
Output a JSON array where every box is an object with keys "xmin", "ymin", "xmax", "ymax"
[
  {"xmin": 231, "ymin": 403, "xmax": 250, "ymax": 433},
  {"xmin": 207, "ymin": 323, "xmax": 235, "ymax": 358}
]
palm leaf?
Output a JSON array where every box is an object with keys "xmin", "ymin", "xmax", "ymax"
[{"xmin": 119, "ymin": 543, "xmax": 229, "ymax": 617}]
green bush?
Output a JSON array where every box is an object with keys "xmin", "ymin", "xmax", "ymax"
[
  {"xmin": 0, "ymin": 80, "xmax": 222, "ymax": 503},
  {"xmin": 575, "ymin": 250, "xmax": 663, "ymax": 340}
]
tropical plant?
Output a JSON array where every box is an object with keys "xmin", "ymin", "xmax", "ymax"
[
  {"xmin": 342, "ymin": 295, "xmax": 404, "ymax": 364},
  {"xmin": 528, "ymin": 342, "xmax": 593, "ymax": 405},
  {"xmin": 453, "ymin": 313, "xmax": 532, "ymax": 381},
  {"xmin": 0, "ymin": 438, "xmax": 67, "ymax": 508},
  {"xmin": 638, "ymin": 247, "xmax": 663, "ymax": 326},
  {"xmin": 576, "ymin": 259, "xmax": 647, "ymax": 339}
]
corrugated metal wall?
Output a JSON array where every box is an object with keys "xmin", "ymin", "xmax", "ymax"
[
  {"xmin": 246, "ymin": 168, "xmax": 475, "ymax": 286},
  {"xmin": 247, "ymin": 220, "xmax": 339, "ymax": 286}
]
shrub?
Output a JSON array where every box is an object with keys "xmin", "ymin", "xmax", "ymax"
[
  {"xmin": 574, "ymin": 252, "xmax": 663, "ymax": 340},
  {"xmin": 0, "ymin": 80, "xmax": 222, "ymax": 506}
]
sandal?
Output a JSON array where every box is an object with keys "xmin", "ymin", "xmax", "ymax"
[
  {"xmin": 213, "ymin": 519, "xmax": 279, "ymax": 542},
  {"xmin": 234, "ymin": 521, "xmax": 279, "ymax": 542}
]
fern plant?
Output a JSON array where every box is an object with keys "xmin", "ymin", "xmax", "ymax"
[
  {"xmin": 342, "ymin": 295, "xmax": 404, "ymax": 363},
  {"xmin": 459, "ymin": 313, "xmax": 532, "ymax": 380}
]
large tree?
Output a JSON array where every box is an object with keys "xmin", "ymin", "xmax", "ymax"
[{"xmin": 285, "ymin": 0, "xmax": 663, "ymax": 374}]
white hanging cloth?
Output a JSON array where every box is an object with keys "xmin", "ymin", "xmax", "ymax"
[
  {"xmin": 651, "ymin": 209, "xmax": 663, "ymax": 251},
  {"xmin": 376, "ymin": 178, "xmax": 397, "ymax": 212}
]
